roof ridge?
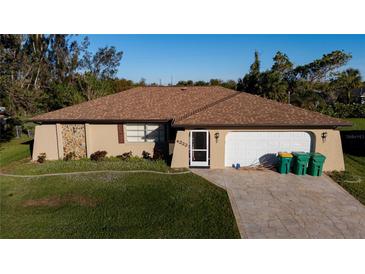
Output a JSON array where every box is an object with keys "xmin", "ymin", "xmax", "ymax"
[
  {"xmin": 172, "ymin": 91, "xmax": 240, "ymax": 124},
  {"xmin": 174, "ymin": 90, "xmax": 351, "ymax": 127},
  {"xmin": 240, "ymin": 91, "xmax": 348, "ymax": 123}
]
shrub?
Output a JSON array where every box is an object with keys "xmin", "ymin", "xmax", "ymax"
[
  {"xmin": 117, "ymin": 151, "xmax": 132, "ymax": 160},
  {"xmin": 64, "ymin": 151, "xmax": 77, "ymax": 161},
  {"xmin": 153, "ymin": 147, "xmax": 165, "ymax": 160},
  {"xmin": 142, "ymin": 150, "xmax": 152, "ymax": 160},
  {"xmin": 37, "ymin": 153, "xmax": 47, "ymax": 163},
  {"xmin": 90, "ymin": 150, "xmax": 107, "ymax": 161},
  {"xmin": 320, "ymin": 103, "xmax": 365, "ymax": 118}
]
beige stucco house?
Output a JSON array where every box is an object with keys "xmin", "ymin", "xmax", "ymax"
[{"xmin": 31, "ymin": 86, "xmax": 351, "ymax": 171}]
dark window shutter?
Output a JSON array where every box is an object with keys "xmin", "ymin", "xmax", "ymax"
[{"xmin": 117, "ymin": 124, "xmax": 124, "ymax": 143}]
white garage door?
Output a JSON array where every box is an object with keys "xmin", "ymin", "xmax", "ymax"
[{"xmin": 225, "ymin": 131, "xmax": 312, "ymax": 167}]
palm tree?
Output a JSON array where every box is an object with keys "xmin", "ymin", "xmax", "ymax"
[
  {"xmin": 332, "ymin": 69, "xmax": 362, "ymax": 104},
  {"xmin": 290, "ymin": 89, "xmax": 326, "ymax": 111}
]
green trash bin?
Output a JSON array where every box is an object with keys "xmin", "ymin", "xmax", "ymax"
[
  {"xmin": 307, "ymin": 153, "xmax": 326, "ymax": 176},
  {"xmin": 277, "ymin": 152, "xmax": 293, "ymax": 174},
  {"xmin": 292, "ymin": 152, "xmax": 310, "ymax": 175}
]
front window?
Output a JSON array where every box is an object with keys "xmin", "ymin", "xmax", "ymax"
[{"xmin": 125, "ymin": 124, "xmax": 165, "ymax": 143}]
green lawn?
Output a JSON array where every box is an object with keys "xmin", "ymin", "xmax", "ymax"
[
  {"xmin": 328, "ymin": 154, "xmax": 365, "ymax": 205},
  {"xmin": 333, "ymin": 118, "xmax": 365, "ymax": 204},
  {"xmin": 2, "ymin": 157, "xmax": 175, "ymax": 175},
  {"xmin": 0, "ymin": 138, "xmax": 239, "ymax": 238},
  {"xmin": 0, "ymin": 137, "xmax": 185, "ymax": 175},
  {"xmin": 340, "ymin": 118, "xmax": 365, "ymax": 131},
  {"xmin": 0, "ymin": 136, "xmax": 31, "ymax": 167},
  {"xmin": 0, "ymin": 172, "xmax": 240, "ymax": 238}
]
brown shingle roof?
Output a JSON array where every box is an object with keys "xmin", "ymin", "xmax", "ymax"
[
  {"xmin": 174, "ymin": 91, "xmax": 351, "ymax": 128},
  {"xmin": 31, "ymin": 86, "xmax": 351, "ymax": 128},
  {"xmin": 31, "ymin": 86, "xmax": 234, "ymax": 122}
]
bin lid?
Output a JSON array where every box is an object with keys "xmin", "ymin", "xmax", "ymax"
[
  {"xmin": 310, "ymin": 152, "xmax": 326, "ymax": 160},
  {"xmin": 278, "ymin": 152, "xmax": 293, "ymax": 158},
  {"xmin": 292, "ymin": 152, "xmax": 310, "ymax": 160},
  {"xmin": 292, "ymin": 152, "xmax": 309, "ymax": 156}
]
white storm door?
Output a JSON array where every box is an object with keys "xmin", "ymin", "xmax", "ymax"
[{"xmin": 190, "ymin": 130, "xmax": 209, "ymax": 167}]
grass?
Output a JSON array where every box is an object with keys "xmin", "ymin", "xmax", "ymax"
[
  {"xmin": 0, "ymin": 136, "xmax": 31, "ymax": 167},
  {"xmin": 0, "ymin": 136, "xmax": 184, "ymax": 175},
  {"xmin": 328, "ymin": 154, "xmax": 365, "ymax": 205},
  {"xmin": 2, "ymin": 157, "xmax": 175, "ymax": 175},
  {"xmin": 0, "ymin": 172, "xmax": 240, "ymax": 239},
  {"xmin": 340, "ymin": 118, "xmax": 365, "ymax": 131},
  {"xmin": 0, "ymin": 138, "xmax": 239, "ymax": 238},
  {"xmin": 333, "ymin": 118, "xmax": 364, "ymax": 204}
]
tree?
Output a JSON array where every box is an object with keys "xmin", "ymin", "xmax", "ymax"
[
  {"xmin": 290, "ymin": 89, "xmax": 326, "ymax": 111},
  {"xmin": 237, "ymin": 51, "xmax": 261, "ymax": 94},
  {"xmin": 0, "ymin": 34, "xmax": 50, "ymax": 114},
  {"xmin": 47, "ymin": 82, "xmax": 84, "ymax": 110},
  {"xmin": 330, "ymin": 69, "xmax": 362, "ymax": 104},
  {"xmin": 221, "ymin": 80, "xmax": 237, "ymax": 90},
  {"xmin": 79, "ymin": 37, "xmax": 123, "ymax": 79},
  {"xmin": 138, "ymin": 78, "xmax": 146, "ymax": 86},
  {"xmin": 77, "ymin": 72, "xmax": 117, "ymax": 101},
  {"xmin": 260, "ymin": 52, "xmax": 294, "ymax": 102},
  {"xmin": 176, "ymin": 80, "xmax": 194, "ymax": 86},
  {"xmin": 272, "ymin": 51, "xmax": 293, "ymax": 74},
  {"xmin": 194, "ymin": 80, "xmax": 209, "ymax": 86},
  {"xmin": 209, "ymin": 79, "xmax": 223, "ymax": 86},
  {"xmin": 294, "ymin": 50, "xmax": 352, "ymax": 83},
  {"xmin": 260, "ymin": 71, "xmax": 287, "ymax": 101},
  {"xmin": 1, "ymin": 34, "xmax": 128, "ymax": 114},
  {"xmin": 113, "ymin": 78, "xmax": 135, "ymax": 91},
  {"xmin": 48, "ymin": 35, "xmax": 80, "ymax": 84}
]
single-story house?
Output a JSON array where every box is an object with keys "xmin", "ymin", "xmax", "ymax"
[{"xmin": 31, "ymin": 86, "xmax": 351, "ymax": 171}]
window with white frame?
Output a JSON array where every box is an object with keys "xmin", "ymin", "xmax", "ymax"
[{"xmin": 125, "ymin": 124, "xmax": 165, "ymax": 143}]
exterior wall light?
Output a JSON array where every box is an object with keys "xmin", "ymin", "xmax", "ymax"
[
  {"xmin": 321, "ymin": 131, "xmax": 328, "ymax": 142},
  {"xmin": 214, "ymin": 132, "xmax": 220, "ymax": 142}
]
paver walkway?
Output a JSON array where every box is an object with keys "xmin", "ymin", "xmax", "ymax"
[{"xmin": 192, "ymin": 168, "xmax": 365, "ymax": 239}]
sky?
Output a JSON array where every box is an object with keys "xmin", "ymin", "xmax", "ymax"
[{"xmin": 73, "ymin": 35, "xmax": 365, "ymax": 85}]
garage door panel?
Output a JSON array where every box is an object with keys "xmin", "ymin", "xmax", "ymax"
[{"xmin": 225, "ymin": 132, "xmax": 312, "ymax": 167}]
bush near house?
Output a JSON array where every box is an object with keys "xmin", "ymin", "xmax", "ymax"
[
  {"xmin": 37, "ymin": 153, "xmax": 47, "ymax": 163},
  {"xmin": 64, "ymin": 151, "xmax": 77, "ymax": 161},
  {"xmin": 117, "ymin": 151, "xmax": 133, "ymax": 160},
  {"xmin": 90, "ymin": 150, "xmax": 107, "ymax": 161},
  {"xmin": 153, "ymin": 147, "xmax": 165, "ymax": 160},
  {"xmin": 142, "ymin": 150, "xmax": 152, "ymax": 160}
]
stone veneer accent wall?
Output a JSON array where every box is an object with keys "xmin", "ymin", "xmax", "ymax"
[{"xmin": 62, "ymin": 124, "xmax": 87, "ymax": 159}]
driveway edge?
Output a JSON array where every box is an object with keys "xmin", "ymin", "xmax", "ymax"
[{"xmin": 191, "ymin": 169, "xmax": 247, "ymax": 239}]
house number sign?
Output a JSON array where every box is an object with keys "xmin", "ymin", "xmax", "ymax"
[{"xmin": 177, "ymin": 140, "xmax": 188, "ymax": 147}]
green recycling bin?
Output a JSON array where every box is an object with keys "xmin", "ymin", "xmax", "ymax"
[
  {"xmin": 307, "ymin": 153, "xmax": 326, "ymax": 176},
  {"xmin": 292, "ymin": 152, "xmax": 310, "ymax": 175},
  {"xmin": 277, "ymin": 152, "xmax": 293, "ymax": 174}
]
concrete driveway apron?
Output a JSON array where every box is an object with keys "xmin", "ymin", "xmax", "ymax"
[{"xmin": 192, "ymin": 168, "xmax": 365, "ymax": 239}]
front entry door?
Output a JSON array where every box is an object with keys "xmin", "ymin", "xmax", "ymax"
[{"xmin": 190, "ymin": 130, "xmax": 209, "ymax": 167}]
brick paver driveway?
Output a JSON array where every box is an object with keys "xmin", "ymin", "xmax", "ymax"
[{"xmin": 192, "ymin": 169, "xmax": 365, "ymax": 239}]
